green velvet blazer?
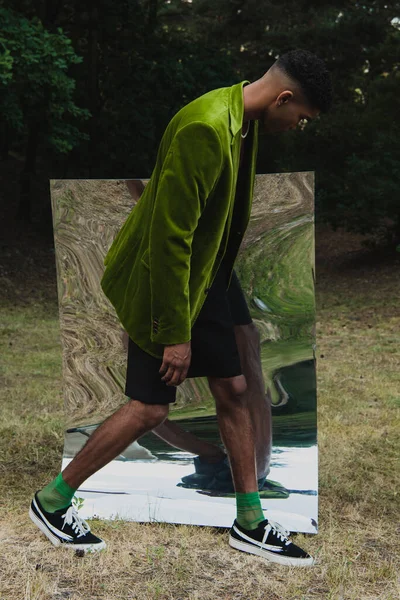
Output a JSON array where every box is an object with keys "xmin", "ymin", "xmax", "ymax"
[{"xmin": 100, "ymin": 80, "xmax": 259, "ymax": 358}]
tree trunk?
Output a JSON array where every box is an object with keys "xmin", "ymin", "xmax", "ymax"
[
  {"xmin": 87, "ymin": 0, "xmax": 99, "ymax": 177},
  {"xmin": 36, "ymin": 0, "xmax": 61, "ymax": 28},
  {"xmin": 16, "ymin": 121, "xmax": 40, "ymax": 222},
  {"xmin": 1, "ymin": 122, "xmax": 10, "ymax": 161},
  {"xmin": 43, "ymin": 0, "xmax": 62, "ymax": 28},
  {"xmin": 147, "ymin": 0, "xmax": 158, "ymax": 35}
]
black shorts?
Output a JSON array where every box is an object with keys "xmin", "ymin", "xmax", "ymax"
[{"xmin": 124, "ymin": 262, "xmax": 252, "ymax": 405}]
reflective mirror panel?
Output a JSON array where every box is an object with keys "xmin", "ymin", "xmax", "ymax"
[{"xmin": 50, "ymin": 174, "xmax": 317, "ymax": 533}]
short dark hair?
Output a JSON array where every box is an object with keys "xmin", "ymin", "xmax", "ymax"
[{"xmin": 275, "ymin": 49, "xmax": 333, "ymax": 113}]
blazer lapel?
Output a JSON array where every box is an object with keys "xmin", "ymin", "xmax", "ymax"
[
  {"xmin": 241, "ymin": 119, "xmax": 259, "ymax": 231},
  {"xmin": 223, "ymin": 116, "xmax": 259, "ymax": 287},
  {"xmin": 215, "ymin": 81, "xmax": 259, "ymax": 271},
  {"xmin": 228, "ymin": 81, "xmax": 259, "ymax": 233},
  {"xmin": 217, "ymin": 80, "xmax": 252, "ymax": 256}
]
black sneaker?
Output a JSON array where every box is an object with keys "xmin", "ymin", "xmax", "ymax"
[
  {"xmin": 29, "ymin": 491, "xmax": 106, "ymax": 553},
  {"xmin": 229, "ymin": 518, "xmax": 314, "ymax": 567}
]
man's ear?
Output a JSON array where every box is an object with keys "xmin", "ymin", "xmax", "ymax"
[{"xmin": 277, "ymin": 90, "xmax": 293, "ymax": 107}]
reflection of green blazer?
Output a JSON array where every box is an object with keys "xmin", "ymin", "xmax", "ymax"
[{"xmin": 100, "ymin": 80, "xmax": 259, "ymax": 358}]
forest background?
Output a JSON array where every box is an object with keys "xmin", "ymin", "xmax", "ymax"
[{"xmin": 0, "ymin": 0, "xmax": 399, "ymax": 249}]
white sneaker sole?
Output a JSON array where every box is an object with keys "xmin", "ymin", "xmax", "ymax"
[
  {"xmin": 229, "ymin": 534, "xmax": 314, "ymax": 567},
  {"xmin": 29, "ymin": 506, "xmax": 106, "ymax": 553}
]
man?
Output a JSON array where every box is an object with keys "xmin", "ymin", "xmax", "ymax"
[
  {"xmin": 123, "ymin": 180, "xmax": 283, "ymax": 497},
  {"xmin": 30, "ymin": 49, "xmax": 332, "ymax": 567}
]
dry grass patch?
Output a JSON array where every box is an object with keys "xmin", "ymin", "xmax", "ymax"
[{"xmin": 1, "ymin": 514, "xmax": 398, "ymax": 599}]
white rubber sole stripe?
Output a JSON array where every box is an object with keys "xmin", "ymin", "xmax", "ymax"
[
  {"xmin": 29, "ymin": 506, "xmax": 61, "ymax": 547},
  {"xmin": 232, "ymin": 524, "xmax": 284, "ymax": 552},
  {"xmin": 32, "ymin": 497, "xmax": 73, "ymax": 541},
  {"xmin": 29, "ymin": 507, "xmax": 107, "ymax": 552},
  {"xmin": 229, "ymin": 535, "xmax": 314, "ymax": 567}
]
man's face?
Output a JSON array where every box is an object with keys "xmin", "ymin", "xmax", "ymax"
[{"xmin": 261, "ymin": 92, "xmax": 320, "ymax": 134}]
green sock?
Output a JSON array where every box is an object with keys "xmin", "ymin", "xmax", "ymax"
[
  {"xmin": 37, "ymin": 473, "xmax": 77, "ymax": 513},
  {"xmin": 236, "ymin": 491, "xmax": 265, "ymax": 530}
]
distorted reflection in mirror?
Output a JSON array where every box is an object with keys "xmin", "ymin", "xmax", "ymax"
[{"xmin": 50, "ymin": 174, "xmax": 317, "ymax": 533}]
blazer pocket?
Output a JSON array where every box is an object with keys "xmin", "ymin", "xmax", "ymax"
[{"xmin": 140, "ymin": 248, "xmax": 150, "ymax": 269}]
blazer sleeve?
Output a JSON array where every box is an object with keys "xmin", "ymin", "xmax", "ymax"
[{"xmin": 148, "ymin": 121, "xmax": 223, "ymax": 346}]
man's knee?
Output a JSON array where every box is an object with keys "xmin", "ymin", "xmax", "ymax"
[
  {"xmin": 235, "ymin": 324, "xmax": 262, "ymax": 371},
  {"xmin": 236, "ymin": 321, "xmax": 260, "ymax": 344},
  {"xmin": 249, "ymin": 321, "xmax": 261, "ymax": 343},
  {"xmin": 208, "ymin": 374, "xmax": 248, "ymax": 404}
]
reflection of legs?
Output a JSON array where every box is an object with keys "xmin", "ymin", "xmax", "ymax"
[
  {"xmin": 152, "ymin": 420, "xmax": 226, "ymax": 463},
  {"xmin": 234, "ymin": 322, "xmax": 272, "ymax": 479}
]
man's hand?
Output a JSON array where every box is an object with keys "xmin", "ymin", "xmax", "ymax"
[
  {"xmin": 159, "ymin": 341, "xmax": 191, "ymax": 386},
  {"xmin": 126, "ymin": 180, "xmax": 145, "ymax": 203}
]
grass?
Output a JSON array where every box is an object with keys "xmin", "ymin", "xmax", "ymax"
[{"xmin": 0, "ymin": 228, "xmax": 399, "ymax": 599}]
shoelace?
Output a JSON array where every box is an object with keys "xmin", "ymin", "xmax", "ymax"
[
  {"xmin": 262, "ymin": 519, "xmax": 291, "ymax": 546},
  {"xmin": 61, "ymin": 506, "xmax": 91, "ymax": 538}
]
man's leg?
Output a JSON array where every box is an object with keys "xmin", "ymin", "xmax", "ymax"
[
  {"xmin": 208, "ymin": 375, "xmax": 257, "ymax": 492},
  {"xmin": 61, "ymin": 400, "xmax": 169, "ymax": 490},
  {"xmin": 234, "ymin": 322, "xmax": 272, "ymax": 480},
  {"xmin": 208, "ymin": 374, "xmax": 264, "ymax": 528},
  {"xmin": 120, "ymin": 324, "xmax": 268, "ymax": 472},
  {"xmin": 132, "ymin": 324, "xmax": 270, "ymax": 474},
  {"xmin": 208, "ymin": 374, "xmax": 313, "ymax": 566},
  {"xmin": 121, "ymin": 328, "xmax": 225, "ymax": 463},
  {"xmin": 30, "ymin": 399, "xmax": 169, "ymax": 551}
]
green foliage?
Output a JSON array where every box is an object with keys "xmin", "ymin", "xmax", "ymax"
[
  {"xmin": 0, "ymin": 7, "xmax": 89, "ymax": 152},
  {"xmin": 0, "ymin": 40, "xmax": 13, "ymax": 85},
  {"xmin": 2, "ymin": 1, "xmax": 400, "ymax": 244},
  {"xmin": 72, "ymin": 496, "xmax": 85, "ymax": 511}
]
